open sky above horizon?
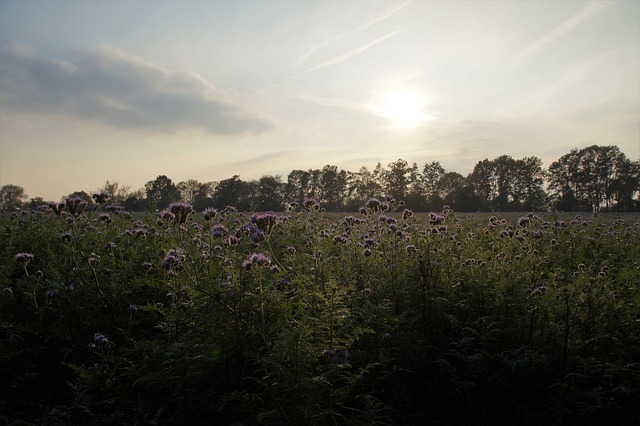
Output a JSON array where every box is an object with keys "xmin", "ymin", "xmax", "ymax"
[{"xmin": 1, "ymin": 0, "xmax": 639, "ymax": 201}]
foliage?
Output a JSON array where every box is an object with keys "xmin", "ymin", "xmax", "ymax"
[{"xmin": 1, "ymin": 195, "xmax": 639, "ymax": 425}]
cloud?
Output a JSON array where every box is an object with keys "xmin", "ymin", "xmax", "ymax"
[
  {"xmin": 295, "ymin": 0, "xmax": 411, "ymax": 66},
  {"xmin": 509, "ymin": 1, "xmax": 611, "ymax": 70},
  {"xmin": 305, "ymin": 29, "xmax": 404, "ymax": 72},
  {"xmin": 297, "ymin": 94, "xmax": 372, "ymax": 114},
  {"xmin": 0, "ymin": 44, "xmax": 272, "ymax": 134}
]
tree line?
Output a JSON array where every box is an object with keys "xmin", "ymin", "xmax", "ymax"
[{"xmin": 2, "ymin": 145, "xmax": 639, "ymax": 213}]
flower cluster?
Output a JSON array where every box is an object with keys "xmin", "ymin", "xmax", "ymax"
[{"xmin": 242, "ymin": 253, "xmax": 272, "ymax": 270}]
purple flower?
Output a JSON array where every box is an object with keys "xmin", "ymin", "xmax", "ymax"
[
  {"xmin": 242, "ymin": 253, "xmax": 271, "ymax": 270},
  {"xmin": 303, "ymin": 197, "xmax": 321, "ymax": 212},
  {"xmin": 15, "ymin": 252, "xmax": 34, "ymax": 265},
  {"xmin": 429, "ymin": 213, "xmax": 444, "ymax": 225},
  {"xmin": 162, "ymin": 249, "xmax": 183, "ymax": 272},
  {"xmin": 49, "ymin": 202, "xmax": 65, "ymax": 216},
  {"xmin": 92, "ymin": 192, "xmax": 109, "ymax": 205},
  {"xmin": 211, "ymin": 224, "xmax": 229, "ymax": 238},
  {"xmin": 250, "ymin": 211, "xmax": 278, "ymax": 234},
  {"xmin": 98, "ymin": 213, "xmax": 112, "ymax": 223},
  {"xmin": 169, "ymin": 202, "xmax": 193, "ymax": 224},
  {"xmin": 92, "ymin": 332, "xmax": 109, "ymax": 346},
  {"xmin": 202, "ymin": 207, "xmax": 218, "ymax": 221},
  {"xmin": 65, "ymin": 196, "xmax": 87, "ymax": 216}
]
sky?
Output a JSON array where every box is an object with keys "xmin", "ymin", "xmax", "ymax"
[{"xmin": 1, "ymin": 0, "xmax": 639, "ymax": 201}]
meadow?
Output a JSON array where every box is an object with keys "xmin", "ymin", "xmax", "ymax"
[{"xmin": 1, "ymin": 197, "xmax": 639, "ymax": 425}]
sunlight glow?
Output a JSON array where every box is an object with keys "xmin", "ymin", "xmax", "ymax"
[{"xmin": 377, "ymin": 89, "xmax": 431, "ymax": 129}]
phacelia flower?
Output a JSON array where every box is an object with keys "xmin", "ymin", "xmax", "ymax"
[
  {"xmin": 303, "ymin": 197, "xmax": 321, "ymax": 212},
  {"xmin": 242, "ymin": 253, "xmax": 271, "ymax": 270},
  {"xmin": 251, "ymin": 211, "xmax": 278, "ymax": 234},
  {"xmin": 202, "ymin": 207, "xmax": 218, "ymax": 221},
  {"xmin": 211, "ymin": 224, "xmax": 229, "ymax": 238},
  {"xmin": 169, "ymin": 202, "xmax": 193, "ymax": 224},
  {"xmin": 66, "ymin": 196, "xmax": 87, "ymax": 216},
  {"xmin": 15, "ymin": 252, "xmax": 34, "ymax": 265},
  {"xmin": 92, "ymin": 192, "xmax": 109, "ymax": 205}
]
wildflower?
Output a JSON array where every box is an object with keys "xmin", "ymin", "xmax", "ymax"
[
  {"xmin": 128, "ymin": 304, "xmax": 139, "ymax": 312},
  {"xmin": 365, "ymin": 198, "xmax": 382, "ymax": 212},
  {"xmin": 402, "ymin": 209, "xmax": 413, "ymax": 220},
  {"xmin": 242, "ymin": 253, "xmax": 271, "ymax": 270},
  {"xmin": 98, "ymin": 213, "xmax": 112, "ymax": 223},
  {"xmin": 49, "ymin": 202, "xmax": 65, "ymax": 216},
  {"xmin": 517, "ymin": 216, "xmax": 530, "ymax": 227},
  {"xmin": 202, "ymin": 207, "xmax": 218, "ymax": 221},
  {"xmin": 60, "ymin": 231, "xmax": 72, "ymax": 242},
  {"xmin": 66, "ymin": 196, "xmax": 87, "ymax": 216},
  {"xmin": 333, "ymin": 235, "xmax": 348, "ymax": 245},
  {"xmin": 244, "ymin": 224, "xmax": 265, "ymax": 244},
  {"xmin": 303, "ymin": 197, "xmax": 321, "ymax": 211},
  {"xmin": 15, "ymin": 252, "xmax": 34, "ymax": 265},
  {"xmin": 162, "ymin": 249, "xmax": 183, "ymax": 272},
  {"xmin": 286, "ymin": 246, "xmax": 296, "ymax": 254},
  {"xmin": 211, "ymin": 224, "xmax": 229, "ymax": 238},
  {"xmin": 429, "ymin": 213, "xmax": 444, "ymax": 226},
  {"xmin": 406, "ymin": 244, "xmax": 416, "ymax": 253},
  {"xmin": 363, "ymin": 248, "xmax": 372, "ymax": 257},
  {"xmin": 92, "ymin": 192, "xmax": 109, "ymax": 205},
  {"xmin": 250, "ymin": 211, "xmax": 278, "ymax": 234},
  {"xmin": 91, "ymin": 332, "xmax": 109, "ymax": 347},
  {"xmin": 169, "ymin": 202, "xmax": 193, "ymax": 224}
]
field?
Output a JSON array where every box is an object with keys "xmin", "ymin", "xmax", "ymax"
[{"xmin": 1, "ymin": 201, "xmax": 639, "ymax": 425}]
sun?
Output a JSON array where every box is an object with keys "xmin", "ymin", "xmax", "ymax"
[{"xmin": 377, "ymin": 89, "xmax": 431, "ymax": 129}]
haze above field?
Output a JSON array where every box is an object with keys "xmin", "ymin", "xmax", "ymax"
[{"xmin": 0, "ymin": 0, "xmax": 638, "ymax": 201}]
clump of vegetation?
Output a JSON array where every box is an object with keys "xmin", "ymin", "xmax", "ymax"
[{"xmin": 1, "ymin": 197, "xmax": 639, "ymax": 425}]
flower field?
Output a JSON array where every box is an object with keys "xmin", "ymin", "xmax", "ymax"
[{"xmin": 1, "ymin": 197, "xmax": 639, "ymax": 425}]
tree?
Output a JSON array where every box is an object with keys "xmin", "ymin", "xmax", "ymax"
[
  {"xmin": 386, "ymin": 159, "xmax": 411, "ymax": 200},
  {"xmin": 145, "ymin": 175, "xmax": 181, "ymax": 210},
  {"xmin": 319, "ymin": 165, "xmax": 347, "ymax": 211},
  {"xmin": 421, "ymin": 161, "xmax": 446, "ymax": 210},
  {"xmin": 284, "ymin": 170, "xmax": 311, "ymax": 206},
  {"xmin": 255, "ymin": 175, "xmax": 285, "ymax": 211},
  {"xmin": 98, "ymin": 180, "xmax": 131, "ymax": 204},
  {"xmin": 0, "ymin": 184, "xmax": 28, "ymax": 210},
  {"xmin": 210, "ymin": 175, "xmax": 251, "ymax": 210},
  {"xmin": 548, "ymin": 145, "xmax": 639, "ymax": 212}
]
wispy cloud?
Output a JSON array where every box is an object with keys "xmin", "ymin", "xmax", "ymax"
[
  {"xmin": 509, "ymin": 0, "xmax": 611, "ymax": 70},
  {"xmin": 295, "ymin": 0, "xmax": 411, "ymax": 66},
  {"xmin": 297, "ymin": 94, "xmax": 372, "ymax": 114},
  {"xmin": 305, "ymin": 29, "xmax": 404, "ymax": 72},
  {"xmin": 0, "ymin": 44, "xmax": 273, "ymax": 134}
]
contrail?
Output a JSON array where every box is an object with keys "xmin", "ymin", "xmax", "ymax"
[
  {"xmin": 295, "ymin": 0, "xmax": 411, "ymax": 66},
  {"xmin": 305, "ymin": 29, "xmax": 403, "ymax": 72},
  {"xmin": 509, "ymin": 0, "xmax": 611, "ymax": 71}
]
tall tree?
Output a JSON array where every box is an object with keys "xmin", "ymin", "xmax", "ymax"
[
  {"xmin": 98, "ymin": 180, "xmax": 131, "ymax": 204},
  {"xmin": 0, "ymin": 184, "xmax": 28, "ymax": 210},
  {"xmin": 319, "ymin": 165, "xmax": 347, "ymax": 211},
  {"xmin": 386, "ymin": 158, "xmax": 411, "ymax": 200},
  {"xmin": 255, "ymin": 175, "xmax": 285, "ymax": 211},
  {"xmin": 210, "ymin": 175, "xmax": 250, "ymax": 210},
  {"xmin": 145, "ymin": 175, "xmax": 180, "ymax": 210},
  {"xmin": 548, "ymin": 145, "xmax": 639, "ymax": 212}
]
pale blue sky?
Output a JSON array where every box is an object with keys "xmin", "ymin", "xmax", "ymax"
[{"xmin": 1, "ymin": 0, "xmax": 638, "ymax": 201}]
